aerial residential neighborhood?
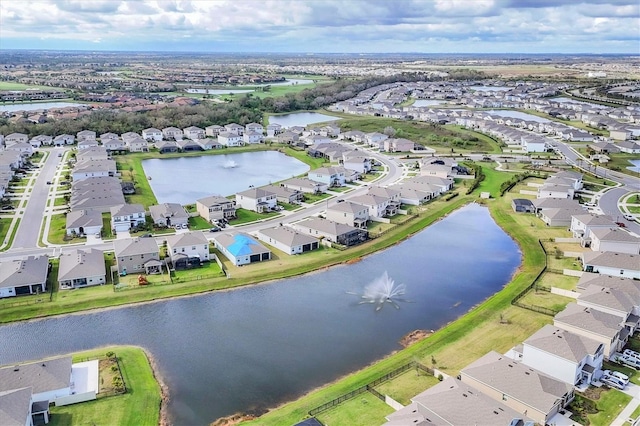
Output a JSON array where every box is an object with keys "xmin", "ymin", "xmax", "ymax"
[{"xmin": 1, "ymin": 2, "xmax": 639, "ymax": 424}]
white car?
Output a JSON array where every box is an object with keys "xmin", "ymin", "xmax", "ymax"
[
  {"xmin": 601, "ymin": 375, "xmax": 626, "ymax": 390},
  {"xmin": 620, "ymin": 354, "xmax": 640, "ymax": 369},
  {"xmin": 624, "ymin": 214, "xmax": 635, "ymax": 221},
  {"xmin": 602, "ymin": 369, "xmax": 629, "ymax": 385},
  {"xmin": 623, "ymin": 349, "xmax": 640, "ymax": 360}
]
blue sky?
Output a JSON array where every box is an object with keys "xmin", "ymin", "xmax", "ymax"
[{"xmin": 0, "ymin": 0, "xmax": 638, "ymax": 53}]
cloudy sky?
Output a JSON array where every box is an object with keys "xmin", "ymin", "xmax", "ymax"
[{"xmin": 0, "ymin": 0, "xmax": 638, "ymax": 53}]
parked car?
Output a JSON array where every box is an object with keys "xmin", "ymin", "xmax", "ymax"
[
  {"xmin": 619, "ymin": 354, "xmax": 640, "ymax": 369},
  {"xmin": 181, "ymin": 223, "xmax": 188, "ymax": 229},
  {"xmin": 209, "ymin": 227, "xmax": 220, "ymax": 232},
  {"xmin": 624, "ymin": 214, "xmax": 635, "ymax": 221},
  {"xmin": 623, "ymin": 349, "xmax": 640, "ymax": 360},
  {"xmin": 601, "ymin": 375, "xmax": 626, "ymax": 390},
  {"xmin": 603, "ymin": 370, "xmax": 629, "ymax": 385}
]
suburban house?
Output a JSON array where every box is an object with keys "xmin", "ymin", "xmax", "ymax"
[
  {"xmin": 266, "ymin": 123, "xmax": 282, "ymax": 137},
  {"xmin": 554, "ymin": 302, "xmax": 627, "ymax": 358},
  {"xmin": 166, "ymin": 231, "xmax": 210, "ymax": 268},
  {"xmin": 217, "ymin": 132, "xmax": 243, "ymax": 147},
  {"xmin": 176, "ymin": 139, "xmax": 203, "ymax": 152},
  {"xmin": 30, "ymin": 134, "xmax": 53, "ymax": 147},
  {"xmin": 4, "ymin": 132, "xmax": 29, "ymax": 145},
  {"xmin": 383, "ymin": 138, "xmax": 414, "ymax": 152},
  {"xmin": 0, "ymin": 355, "xmax": 99, "ymax": 411},
  {"xmin": 277, "ymin": 131, "xmax": 299, "ymax": 144},
  {"xmin": 261, "ymin": 184, "xmax": 303, "ymax": 205},
  {"xmin": 100, "ymin": 132, "xmax": 119, "ymax": 142},
  {"xmin": 588, "ymin": 227, "xmax": 640, "ymax": 254},
  {"xmin": 512, "ymin": 198, "xmax": 535, "ymax": 213},
  {"xmin": 383, "ymin": 377, "xmax": 535, "ymax": 426},
  {"xmin": 243, "ymin": 131, "xmax": 264, "ymax": 144},
  {"xmin": 77, "ymin": 139, "xmax": 99, "ymax": 150},
  {"xmin": 142, "ymin": 128, "xmax": 163, "ymax": 141},
  {"xmin": 212, "ymin": 232, "xmax": 271, "ymax": 266},
  {"xmin": 124, "ymin": 136, "xmax": 149, "ymax": 153},
  {"xmin": 342, "ymin": 152, "xmax": 372, "ymax": 174},
  {"xmin": 582, "ymin": 251, "xmax": 640, "ymax": 279},
  {"xmin": 149, "ymin": 203, "xmax": 189, "ymax": 228},
  {"xmin": 162, "ymin": 127, "xmax": 183, "ymax": 140},
  {"xmin": 183, "ymin": 126, "xmax": 205, "ymax": 140},
  {"xmin": 392, "ymin": 182, "xmax": 437, "ymax": 205},
  {"xmin": 113, "ymin": 237, "xmax": 161, "ymax": 275},
  {"xmin": 205, "ymin": 125, "xmax": 224, "ymax": 137},
  {"xmin": 460, "ymin": 351, "xmax": 574, "ymax": 426},
  {"xmin": 0, "ymin": 255, "xmax": 49, "ymax": 299},
  {"xmin": 71, "ymin": 159, "xmax": 117, "ymax": 181},
  {"xmin": 532, "ymin": 197, "xmax": 583, "ymax": 213},
  {"xmin": 280, "ymin": 177, "xmax": 328, "ymax": 194},
  {"xmin": 0, "ymin": 387, "xmax": 39, "ymax": 425},
  {"xmin": 110, "ymin": 203, "xmax": 146, "ymax": 233},
  {"xmin": 570, "ymin": 214, "xmax": 615, "ymax": 243},
  {"xmin": 53, "ymin": 134, "xmax": 75, "ymax": 146},
  {"xmin": 6, "ymin": 142, "xmax": 34, "ymax": 156},
  {"xmin": 308, "ymin": 167, "xmax": 346, "ymax": 187},
  {"xmin": 155, "ymin": 140, "xmax": 179, "ymax": 154},
  {"xmin": 196, "ymin": 195, "xmax": 237, "ymax": 222},
  {"xmin": 537, "ymin": 183, "xmax": 575, "ymax": 199},
  {"xmin": 293, "ymin": 217, "xmax": 368, "ymax": 247},
  {"xmin": 235, "ymin": 187, "xmax": 277, "ymax": 213},
  {"xmin": 224, "ymin": 123, "xmax": 244, "ymax": 135},
  {"xmin": 245, "ymin": 123, "xmax": 264, "ymax": 134},
  {"xmin": 325, "ymin": 201, "xmax": 369, "ymax": 228},
  {"xmin": 257, "ymin": 226, "xmax": 320, "ymax": 255},
  {"xmin": 69, "ymin": 176, "xmax": 126, "ymax": 213},
  {"xmin": 539, "ymin": 207, "xmax": 585, "ymax": 227},
  {"xmin": 65, "ymin": 209, "xmax": 102, "ymax": 236},
  {"xmin": 77, "ymin": 130, "xmax": 96, "ymax": 141},
  {"xmin": 58, "ymin": 248, "xmax": 107, "ymax": 290},
  {"xmin": 617, "ymin": 140, "xmax": 640, "ymax": 154},
  {"xmin": 510, "ymin": 324, "xmax": 604, "ymax": 386},
  {"xmin": 365, "ymin": 132, "xmax": 388, "ymax": 147},
  {"xmin": 102, "ymin": 138, "xmax": 126, "ymax": 153},
  {"xmin": 77, "ymin": 146, "xmax": 109, "ymax": 161},
  {"xmin": 577, "ymin": 284, "xmax": 640, "ymax": 334}
]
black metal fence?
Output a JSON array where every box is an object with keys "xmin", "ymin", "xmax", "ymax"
[{"xmin": 308, "ymin": 361, "xmax": 433, "ymax": 417}]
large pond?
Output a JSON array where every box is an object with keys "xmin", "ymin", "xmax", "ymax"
[
  {"xmin": 486, "ymin": 109, "xmax": 551, "ymax": 123},
  {"xmin": 142, "ymin": 151, "xmax": 310, "ymax": 205},
  {"xmin": 0, "ymin": 101, "xmax": 84, "ymax": 112},
  {"xmin": 413, "ymin": 99, "xmax": 446, "ymax": 107},
  {"xmin": 628, "ymin": 159, "xmax": 640, "ymax": 174},
  {"xmin": 0, "ymin": 204, "xmax": 520, "ymax": 425},
  {"xmin": 268, "ymin": 112, "xmax": 341, "ymax": 128}
]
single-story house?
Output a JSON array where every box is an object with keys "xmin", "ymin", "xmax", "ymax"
[
  {"xmin": 582, "ymin": 251, "xmax": 640, "ymax": 279},
  {"xmin": 280, "ymin": 177, "xmax": 328, "ymax": 194},
  {"xmin": 0, "ymin": 255, "xmax": 49, "ymax": 299},
  {"xmin": 149, "ymin": 203, "xmax": 189, "ymax": 228},
  {"xmin": 213, "ymin": 232, "xmax": 271, "ymax": 266},
  {"xmin": 65, "ymin": 209, "xmax": 103, "ymax": 236},
  {"xmin": 58, "ymin": 248, "xmax": 106, "ymax": 290},
  {"xmin": 257, "ymin": 226, "xmax": 319, "ymax": 255},
  {"xmin": 512, "ymin": 198, "xmax": 535, "ymax": 213}
]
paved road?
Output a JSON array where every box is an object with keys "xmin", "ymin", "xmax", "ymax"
[
  {"xmin": 11, "ymin": 147, "xmax": 66, "ymax": 249},
  {"xmin": 0, "ymin": 147, "xmax": 404, "ymax": 261},
  {"xmin": 548, "ymin": 139, "xmax": 640, "ymax": 234}
]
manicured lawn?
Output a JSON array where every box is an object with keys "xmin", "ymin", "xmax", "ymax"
[
  {"xmin": 374, "ymin": 369, "xmax": 441, "ymax": 405},
  {"xmin": 172, "ymin": 261, "xmax": 224, "ymax": 282},
  {"xmin": 54, "ymin": 196, "xmax": 68, "ymax": 207},
  {"xmin": 588, "ymin": 389, "xmax": 633, "ymax": 426},
  {"xmin": 188, "ymin": 215, "xmax": 212, "ymax": 230},
  {"xmin": 516, "ymin": 288, "xmax": 573, "ymax": 312},
  {"xmin": 0, "ymin": 81, "xmax": 60, "ymax": 90},
  {"xmin": 303, "ymin": 192, "xmax": 331, "ymax": 203},
  {"xmin": 229, "ymin": 208, "xmax": 280, "ymax": 225},
  {"xmin": 101, "ymin": 213, "xmax": 114, "ymax": 239},
  {"xmin": 48, "ymin": 214, "xmax": 86, "ymax": 245},
  {"xmin": 315, "ymin": 391, "xmax": 393, "ymax": 426},
  {"xmin": 49, "ymin": 346, "xmax": 161, "ymax": 426}
]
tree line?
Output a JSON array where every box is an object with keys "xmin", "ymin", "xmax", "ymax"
[{"xmin": 0, "ymin": 69, "xmax": 485, "ymax": 137}]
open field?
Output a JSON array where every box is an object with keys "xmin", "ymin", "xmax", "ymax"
[{"xmin": 0, "ymin": 81, "xmax": 62, "ymax": 91}]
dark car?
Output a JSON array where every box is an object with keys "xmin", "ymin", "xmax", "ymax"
[{"xmin": 140, "ymin": 233, "xmax": 153, "ymax": 238}]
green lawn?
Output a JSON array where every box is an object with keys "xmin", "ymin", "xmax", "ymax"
[
  {"xmin": 49, "ymin": 346, "xmax": 161, "ymax": 426},
  {"xmin": 588, "ymin": 389, "xmax": 633, "ymax": 426},
  {"xmin": 229, "ymin": 208, "xmax": 280, "ymax": 225},
  {"xmin": 315, "ymin": 392, "xmax": 394, "ymax": 426},
  {"xmin": 188, "ymin": 215, "xmax": 212, "ymax": 230},
  {"xmin": 303, "ymin": 192, "xmax": 331, "ymax": 203},
  {"xmin": 54, "ymin": 196, "xmax": 68, "ymax": 207},
  {"xmin": 101, "ymin": 213, "xmax": 114, "ymax": 239},
  {"xmin": 172, "ymin": 261, "xmax": 224, "ymax": 282},
  {"xmin": 0, "ymin": 81, "xmax": 61, "ymax": 91},
  {"xmin": 375, "ymin": 369, "xmax": 441, "ymax": 405},
  {"xmin": 47, "ymin": 214, "xmax": 86, "ymax": 245}
]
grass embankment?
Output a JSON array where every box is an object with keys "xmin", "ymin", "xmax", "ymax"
[
  {"xmin": 332, "ymin": 115, "xmax": 500, "ymax": 154},
  {"xmin": 115, "ymin": 145, "xmax": 326, "ymax": 209},
  {"xmin": 48, "ymin": 346, "xmax": 161, "ymax": 426},
  {"xmin": 243, "ymin": 178, "xmax": 554, "ymax": 424}
]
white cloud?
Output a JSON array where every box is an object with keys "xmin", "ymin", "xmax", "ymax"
[{"xmin": 0, "ymin": 0, "xmax": 637, "ymax": 52}]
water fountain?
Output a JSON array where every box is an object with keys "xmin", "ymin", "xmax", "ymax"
[
  {"xmin": 222, "ymin": 159, "xmax": 238, "ymax": 168},
  {"xmin": 352, "ymin": 271, "xmax": 408, "ymax": 311}
]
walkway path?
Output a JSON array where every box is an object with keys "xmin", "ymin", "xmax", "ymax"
[{"xmin": 612, "ymin": 382, "xmax": 640, "ymax": 426}]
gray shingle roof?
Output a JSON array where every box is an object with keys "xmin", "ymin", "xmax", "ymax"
[
  {"xmin": 58, "ymin": 248, "xmax": 106, "ymax": 282},
  {"xmin": 110, "ymin": 203, "xmax": 145, "ymax": 217},
  {"xmin": 258, "ymin": 226, "xmax": 319, "ymax": 248},
  {"xmin": 113, "ymin": 237, "xmax": 159, "ymax": 258},
  {"xmin": 166, "ymin": 231, "xmax": 208, "ymax": 249},
  {"xmin": 384, "ymin": 377, "xmax": 534, "ymax": 426},
  {"xmin": 0, "ymin": 356, "xmax": 71, "ymax": 394},
  {"xmin": 461, "ymin": 351, "xmax": 572, "ymax": 415},
  {"xmin": 0, "ymin": 387, "xmax": 32, "ymax": 426},
  {"xmin": 524, "ymin": 324, "xmax": 603, "ymax": 363},
  {"xmin": 294, "ymin": 217, "xmax": 357, "ymax": 237},
  {"xmin": 554, "ymin": 302, "xmax": 623, "ymax": 338},
  {"xmin": 65, "ymin": 209, "xmax": 102, "ymax": 230},
  {"xmin": 582, "ymin": 251, "xmax": 640, "ymax": 271},
  {"xmin": 590, "ymin": 227, "xmax": 640, "ymax": 243},
  {"xmin": 0, "ymin": 256, "xmax": 48, "ymax": 290},
  {"xmin": 578, "ymin": 284, "xmax": 636, "ymax": 314}
]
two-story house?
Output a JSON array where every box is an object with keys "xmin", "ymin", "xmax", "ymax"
[
  {"xmin": 235, "ymin": 188, "xmax": 277, "ymax": 213},
  {"xmin": 110, "ymin": 203, "xmax": 146, "ymax": 233},
  {"xmin": 196, "ymin": 195, "xmax": 236, "ymax": 222}
]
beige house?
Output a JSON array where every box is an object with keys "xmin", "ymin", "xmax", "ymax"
[
  {"xmin": 113, "ymin": 237, "xmax": 161, "ymax": 275},
  {"xmin": 325, "ymin": 201, "xmax": 369, "ymax": 228},
  {"xmin": 196, "ymin": 195, "xmax": 236, "ymax": 222}
]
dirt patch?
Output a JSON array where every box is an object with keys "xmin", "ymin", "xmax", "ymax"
[
  {"xmin": 580, "ymin": 385, "xmax": 606, "ymax": 400},
  {"xmin": 98, "ymin": 357, "xmax": 123, "ymax": 394},
  {"xmin": 210, "ymin": 413, "xmax": 256, "ymax": 426},
  {"xmin": 399, "ymin": 329, "xmax": 432, "ymax": 347},
  {"xmin": 345, "ymin": 257, "xmax": 362, "ymax": 265}
]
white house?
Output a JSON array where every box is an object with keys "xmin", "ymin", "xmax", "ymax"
[
  {"xmin": 212, "ymin": 231, "xmax": 271, "ymax": 266},
  {"xmin": 582, "ymin": 251, "xmax": 640, "ymax": 279},
  {"xmin": 183, "ymin": 126, "xmax": 205, "ymax": 140},
  {"xmin": 266, "ymin": 123, "xmax": 282, "ymax": 137},
  {"xmin": 243, "ymin": 131, "xmax": 264, "ymax": 144},
  {"xmin": 141, "ymin": 128, "xmax": 163, "ymax": 142},
  {"xmin": 110, "ymin": 203, "xmax": 146, "ymax": 233},
  {"xmin": 58, "ymin": 248, "xmax": 107, "ymax": 289},
  {"xmin": 245, "ymin": 123, "xmax": 264, "ymax": 134},
  {"xmin": 308, "ymin": 167, "xmax": 346, "ymax": 187},
  {"xmin": 325, "ymin": 201, "xmax": 369, "ymax": 228},
  {"xmin": 166, "ymin": 231, "xmax": 210, "ymax": 263},
  {"xmin": 65, "ymin": 209, "xmax": 103, "ymax": 236},
  {"xmin": 589, "ymin": 227, "xmax": 640, "ymax": 254},
  {"xmin": 162, "ymin": 127, "xmax": 183, "ymax": 140},
  {"xmin": 218, "ymin": 132, "xmax": 244, "ymax": 147},
  {"xmin": 257, "ymin": 226, "xmax": 320, "ymax": 255},
  {"xmin": 0, "ymin": 255, "xmax": 49, "ymax": 299}
]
